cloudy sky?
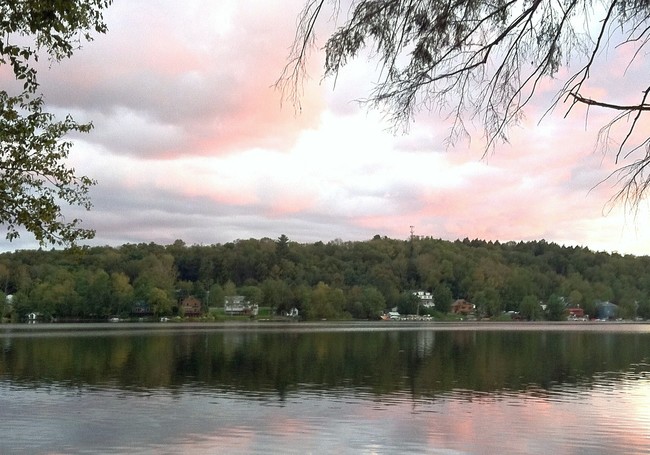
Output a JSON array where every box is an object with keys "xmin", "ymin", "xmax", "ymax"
[{"xmin": 4, "ymin": 0, "xmax": 650, "ymax": 254}]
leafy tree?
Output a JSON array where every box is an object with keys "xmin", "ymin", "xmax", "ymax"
[
  {"xmin": 501, "ymin": 268, "xmax": 535, "ymax": 312},
  {"xmin": 175, "ymin": 280, "xmax": 194, "ymax": 299},
  {"xmin": 74, "ymin": 268, "xmax": 111, "ymax": 317},
  {"xmin": 111, "ymin": 271, "xmax": 134, "ymax": 316},
  {"xmin": 472, "ymin": 287, "xmax": 501, "ymax": 318},
  {"xmin": 281, "ymin": 0, "xmax": 650, "ymax": 204},
  {"xmin": 368, "ymin": 262, "xmax": 401, "ymax": 307},
  {"xmin": 519, "ymin": 295, "xmax": 542, "ymax": 321},
  {"xmin": 291, "ymin": 283, "xmax": 312, "ymax": 316},
  {"xmin": 28, "ymin": 269, "xmax": 78, "ymax": 319},
  {"xmin": 432, "ymin": 284, "xmax": 453, "ymax": 314},
  {"xmin": 396, "ymin": 291, "xmax": 420, "ymax": 315},
  {"xmin": 304, "ymin": 281, "xmax": 345, "ymax": 320},
  {"xmin": 223, "ymin": 280, "xmax": 237, "ymax": 297},
  {"xmin": 10, "ymin": 291, "xmax": 31, "ymax": 321},
  {"xmin": 133, "ymin": 253, "xmax": 177, "ymax": 293},
  {"xmin": 546, "ymin": 294, "xmax": 566, "ymax": 321},
  {"xmin": 239, "ymin": 285, "xmax": 262, "ymax": 305},
  {"xmin": 1, "ymin": 0, "xmax": 112, "ymax": 245},
  {"xmin": 347, "ymin": 285, "xmax": 386, "ymax": 319},
  {"xmin": 637, "ymin": 300, "xmax": 650, "ymax": 320},
  {"xmin": 206, "ymin": 283, "xmax": 224, "ymax": 309},
  {"xmin": 148, "ymin": 287, "xmax": 174, "ymax": 317},
  {"xmin": 131, "ymin": 254, "xmax": 177, "ymax": 315},
  {"xmin": 0, "ymin": 290, "xmax": 7, "ymax": 320},
  {"xmin": 261, "ymin": 278, "xmax": 293, "ymax": 314},
  {"xmin": 567, "ymin": 289, "xmax": 584, "ymax": 308}
]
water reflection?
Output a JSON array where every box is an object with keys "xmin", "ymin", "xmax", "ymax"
[
  {"xmin": 0, "ymin": 326, "xmax": 647, "ymax": 410},
  {"xmin": 1, "ymin": 323, "xmax": 650, "ymax": 454},
  {"xmin": 2, "ymin": 324, "xmax": 649, "ymax": 396}
]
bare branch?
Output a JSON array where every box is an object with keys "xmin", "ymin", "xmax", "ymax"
[
  {"xmin": 275, "ymin": 0, "xmax": 334, "ymax": 112},
  {"xmin": 569, "ymin": 92, "xmax": 650, "ymax": 112}
]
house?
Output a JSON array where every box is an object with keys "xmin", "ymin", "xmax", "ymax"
[
  {"xmin": 413, "ymin": 291, "xmax": 435, "ymax": 308},
  {"xmin": 566, "ymin": 307, "xmax": 586, "ymax": 320},
  {"xmin": 224, "ymin": 295, "xmax": 259, "ymax": 316},
  {"xmin": 451, "ymin": 299, "xmax": 475, "ymax": 315},
  {"xmin": 180, "ymin": 296, "xmax": 202, "ymax": 317},
  {"xmin": 595, "ymin": 301, "xmax": 618, "ymax": 320},
  {"xmin": 131, "ymin": 301, "xmax": 153, "ymax": 316}
]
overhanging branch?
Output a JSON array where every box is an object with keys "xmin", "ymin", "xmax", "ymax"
[{"xmin": 570, "ymin": 91, "xmax": 650, "ymax": 111}]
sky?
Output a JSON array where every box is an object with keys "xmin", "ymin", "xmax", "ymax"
[{"xmin": 3, "ymin": 0, "xmax": 650, "ymax": 255}]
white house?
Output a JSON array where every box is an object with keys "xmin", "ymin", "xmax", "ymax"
[
  {"xmin": 224, "ymin": 295, "xmax": 259, "ymax": 316},
  {"xmin": 413, "ymin": 291, "xmax": 435, "ymax": 308}
]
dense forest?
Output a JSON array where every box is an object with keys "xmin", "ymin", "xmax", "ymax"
[{"xmin": 1, "ymin": 235, "xmax": 650, "ymax": 322}]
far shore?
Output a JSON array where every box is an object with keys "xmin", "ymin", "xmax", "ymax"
[{"xmin": 1, "ymin": 319, "xmax": 649, "ymax": 337}]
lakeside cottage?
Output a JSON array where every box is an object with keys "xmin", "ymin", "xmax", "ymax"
[
  {"xmin": 451, "ymin": 299, "xmax": 475, "ymax": 315},
  {"xmin": 595, "ymin": 301, "xmax": 619, "ymax": 320},
  {"xmin": 224, "ymin": 295, "xmax": 259, "ymax": 316},
  {"xmin": 567, "ymin": 307, "xmax": 586, "ymax": 320},
  {"xmin": 180, "ymin": 296, "xmax": 202, "ymax": 317},
  {"xmin": 131, "ymin": 301, "xmax": 153, "ymax": 317},
  {"xmin": 413, "ymin": 291, "xmax": 435, "ymax": 308}
]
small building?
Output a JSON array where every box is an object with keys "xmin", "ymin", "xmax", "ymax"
[
  {"xmin": 224, "ymin": 295, "xmax": 259, "ymax": 316},
  {"xmin": 413, "ymin": 291, "xmax": 435, "ymax": 308},
  {"xmin": 387, "ymin": 311, "xmax": 401, "ymax": 320},
  {"xmin": 131, "ymin": 301, "xmax": 153, "ymax": 317},
  {"xmin": 180, "ymin": 296, "xmax": 202, "ymax": 317},
  {"xmin": 595, "ymin": 301, "xmax": 618, "ymax": 320},
  {"xmin": 451, "ymin": 299, "xmax": 475, "ymax": 315},
  {"xmin": 566, "ymin": 307, "xmax": 585, "ymax": 320}
]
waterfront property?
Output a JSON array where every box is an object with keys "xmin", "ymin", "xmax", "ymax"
[
  {"xmin": 567, "ymin": 307, "xmax": 587, "ymax": 320},
  {"xmin": 131, "ymin": 301, "xmax": 153, "ymax": 317},
  {"xmin": 179, "ymin": 296, "xmax": 202, "ymax": 317},
  {"xmin": 451, "ymin": 299, "xmax": 475, "ymax": 315},
  {"xmin": 413, "ymin": 290, "xmax": 435, "ymax": 308},
  {"xmin": 595, "ymin": 301, "xmax": 619, "ymax": 320},
  {"xmin": 224, "ymin": 295, "xmax": 259, "ymax": 316}
]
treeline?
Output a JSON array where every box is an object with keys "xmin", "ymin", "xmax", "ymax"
[{"xmin": 1, "ymin": 235, "xmax": 650, "ymax": 321}]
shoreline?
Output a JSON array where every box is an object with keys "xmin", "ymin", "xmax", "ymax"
[{"xmin": 1, "ymin": 319, "xmax": 649, "ymax": 337}]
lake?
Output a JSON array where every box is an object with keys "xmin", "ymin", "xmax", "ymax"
[{"xmin": 1, "ymin": 322, "xmax": 650, "ymax": 454}]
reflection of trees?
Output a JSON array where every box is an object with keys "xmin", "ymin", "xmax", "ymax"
[{"xmin": 1, "ymin": 329, "xmax": 649, "ymax": 398}]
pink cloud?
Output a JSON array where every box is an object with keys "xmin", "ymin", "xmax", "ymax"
[
  {"xmin": 36, "ymin": 0, "xmax": 326, "ymax": 159},
  {"xmin": 8, "ymin": 0, "xmax": 646, "ymax": 254}
]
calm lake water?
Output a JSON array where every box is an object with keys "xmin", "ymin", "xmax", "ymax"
[{"xmin": 1, "ymin": 322, "xmax": 650, "ymax": 454}]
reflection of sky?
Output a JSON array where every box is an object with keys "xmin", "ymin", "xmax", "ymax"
[{"xmin": 3, "ymin": 378, "xmax": 650, "ymax": 454}]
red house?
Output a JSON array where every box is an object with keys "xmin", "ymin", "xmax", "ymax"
[
  {"xmin": 180, "ymin": 296, "xmax": 203, "ymax": 317},
  {"xmin": 567, "ymin": 307, "xmax": 585, "ymax": 319},
  {"xmin": 452, "ymin": 299, "xmax": 475, "ymax": 315}
]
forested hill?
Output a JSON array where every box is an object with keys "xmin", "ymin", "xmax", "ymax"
[{"xmin": 2, "ymin": 236, "xmax": 650, "ymax": 321}]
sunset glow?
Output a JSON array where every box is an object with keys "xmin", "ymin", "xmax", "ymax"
[{"xmin": 4, "ymin": 0, "xmax": 650, "ymax": 254}]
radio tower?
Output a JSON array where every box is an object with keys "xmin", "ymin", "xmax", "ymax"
[{"xmin": 410, "ymin": 225, "xmax": 415, "ymax": 241}]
